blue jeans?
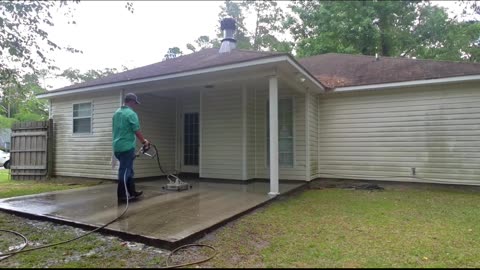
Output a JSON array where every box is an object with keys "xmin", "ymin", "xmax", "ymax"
[{"xmin": 115, "ymin": 148, "xmax": 136, "ymax": 198}]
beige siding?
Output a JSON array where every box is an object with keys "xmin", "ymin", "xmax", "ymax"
[
  {"xmin": 201, "ymin": 87, "xmax": 243, "ymax": 180},
  {"xmin": 134, "ymin": 93, "xmax": 176, "ymax": 178},
  {"xmin": 247, "ymin": 88, "xmax": 256, "ymax": 179},
  {"xmin": 51, "ymin": 91, "xmax": 119, "ymax": 179},
  {"xmin": 51, "ymin": 91, "xmax": 176, "ymax": 180},
  {"xmin": 181, "ymin": 90, "xmax": 200, "ymax": 113},
  {"xmin": 308, "ymin": 91, "xmax": 319, "ymax": 180},
  {"xmin": 254, "ymin": 87, "xmax": 307, "ymax": 181},
  {"xmin": 317, "ymin": 81, "xmax": 480, "ymax": 185}
]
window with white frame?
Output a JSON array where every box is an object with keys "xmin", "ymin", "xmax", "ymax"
[
  {"xmin": 267, "ymin": 98, "xmax": 294, "ymax": 167},
  {"xmin": 73, "ymin": 102, "xmax": 92, "ymax": 134}
]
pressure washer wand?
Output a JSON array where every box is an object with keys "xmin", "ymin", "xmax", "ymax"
[
  {"xmin": 136, "ymin": 143, "xmax": 156, "ymax": 158},
  {"xmin": 135, "ymin": 143, "xmax": 191, "ymax": 191}
]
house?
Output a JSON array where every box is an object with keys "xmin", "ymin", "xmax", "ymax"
[{"xmin": 37, "ymin": 18, "xmax": 480, "ymax": 194}]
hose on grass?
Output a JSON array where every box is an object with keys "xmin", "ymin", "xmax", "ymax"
[{"xmin": 0, "ymin": 152, "xmax": 217, "ymax": 268}]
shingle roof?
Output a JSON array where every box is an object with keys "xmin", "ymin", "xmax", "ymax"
[
  {"xmin": 53, "ymin": 48, "xmax": 285, "ymax": 92},
  {"xmin": 299, "ymin": 53, "xmax": 480, "ymax": 88},
  {"xmin": 53, "ymin": 49, "xmax": 480, "ymax": 93}
]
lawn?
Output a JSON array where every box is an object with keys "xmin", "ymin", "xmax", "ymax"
[
  {"xmin": 0, "ymin": 172, "xmax": 170, "ymax": 268},
  {"xmin": 0, "ymin": 170, "xmax": 97, "ymax": 198},
  {"xmin": 2, "ymin": 177, "xmax": 480, "ymax": 268},
  {"xmin": 197, "ymin": 185, "xmax": 480, "ymax": 268}
]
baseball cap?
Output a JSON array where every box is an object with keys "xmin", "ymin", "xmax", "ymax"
[{"xmin": 124, "ymin": 93, "xmax": 140, "ymax": 104}]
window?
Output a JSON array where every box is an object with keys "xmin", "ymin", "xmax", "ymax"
[
  {"xmin": 184, "ymin": 113, "xmax": 199, "ymax": 166},
  {"xmin": 73, "ymin": 103, "xmax": 92, "ymax": 134},
  {"xmin": 267, "ymin": 98, "xmax": 294, "ymax": 167}
]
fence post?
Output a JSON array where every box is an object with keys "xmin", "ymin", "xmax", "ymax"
[{"xmin": 47, "ymin": 118, "xmax": 54, "ymax": 180}]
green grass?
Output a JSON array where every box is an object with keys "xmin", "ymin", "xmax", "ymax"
[
  {"xmin": 0, "ymin": 170, "xmax": 95, "ymax": 198},
  {"xmin": 198, "ymin": 187, "xmax": 480, "ymax": 268},
  {"xmin": 0, "ymin": 172, "xmax": 169, "ymax": 268},
  {"xmin": 3, "ymin": 176, "xmax": 480, "ymax": 268}
]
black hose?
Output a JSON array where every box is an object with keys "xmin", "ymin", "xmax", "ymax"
[
  {"xmin": 0, "ymin": 229, "xmax": 27, "ymax": 261},
  {"xmin": 151, "ymin": 144, "xmax": 168, "ymax": 175},
  {"xmin": 0, "ymin": 145, "xmax": 216, "ymax": 267},
  {"xmin": 0, "ymin": 187, "xmax": 130, "ymax": 261}
]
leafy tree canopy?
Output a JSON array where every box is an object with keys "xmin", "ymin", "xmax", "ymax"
[{"xmin": 286, "ymin": 0, "xmax": 480, "ymax": 61}]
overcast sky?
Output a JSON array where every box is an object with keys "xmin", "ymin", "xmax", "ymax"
[{"xmin": 43, "ymin": 1, "xmax": 469, "ymax": 90}]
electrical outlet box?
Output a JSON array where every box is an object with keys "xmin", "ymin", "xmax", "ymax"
[{"xmin": 411, "ymin": 167, "xmax": 416, "ymax": 176}]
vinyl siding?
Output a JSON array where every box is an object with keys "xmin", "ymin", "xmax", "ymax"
[
  {"xmin": 51, "ymin": 91, "xmax": 176, "ymax": 180},
  {"xmin": 308, "ymin": 91, "xmax": 319, "ymax": 180},
  {"xmin": 181, "ymin": 90, "xmax": 200, "ymax": 113},
  {"xmin": 254, "ymin": 86, "xmax": 307, "ymax": 181},
  {"xmin": 51, "ymin": 91, "xmax": 119, "ymax": 179},
  {"xmin": 201, "ymin": 87, "xmax": 243, "ymax": 180},
  {"xmin": 247, "ymin": 87, "xmax": 256, "ymax": 179},
  {"xmin": 133, "ymin": 93, "xmax": 176, "ymax": 178},
  {"xmin": 317, "ymin": 81, "xmax": 480, "ymax": 185}
]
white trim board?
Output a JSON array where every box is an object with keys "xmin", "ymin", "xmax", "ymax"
[{"xmin": 335, "ymin": 75, "xmax": 480, "ymax": 92}]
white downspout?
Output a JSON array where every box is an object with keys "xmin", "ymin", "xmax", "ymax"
[{"xmin": 268, "ymin": 76, "xmax": 279, "ymax": 196}]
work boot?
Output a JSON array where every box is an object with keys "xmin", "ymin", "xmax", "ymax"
[
  {"xmin": 117, "ymin": 195, "xmax": 136, "ymax": 204},
  {"xmin": 133, "ymin": 191, "xmax": 143, "ymax": 198},
  {"xmin": 126, "ymin": 179, "xmax": 143, "ymax": 198}
]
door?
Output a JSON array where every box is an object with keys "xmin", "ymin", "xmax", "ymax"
[{"xmin": 182, "ymin": 112, "xmax": 199, "ymax": 173}]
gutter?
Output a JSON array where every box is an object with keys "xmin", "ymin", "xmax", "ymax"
[{"xmin": 334, "ymin": 74, "xmax": 480, "ymax": 92}]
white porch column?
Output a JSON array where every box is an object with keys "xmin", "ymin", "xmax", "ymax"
[{"xmin": 269, "ymin": 76, "xmax": 279, "ymax": 196}]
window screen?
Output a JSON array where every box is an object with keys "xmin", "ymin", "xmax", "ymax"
[
  {"xmin": 267, "ymin": 98, "xmax": 294, "ymax": 167},
  {"xmin": 73, "ymin": 103, "xmax": 92, "ymax": 133}
]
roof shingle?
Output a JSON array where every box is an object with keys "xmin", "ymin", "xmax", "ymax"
[
  {"xmin": 54, "ymin": 48, "xmax": 284, "ymax": 92},
  {"xmin": 54, "ymin": 49, "xmax": 480, "ymax": 93},
  {"xmin": 299, "ymin": 53, "xmax": 480, "ymax": 88}
]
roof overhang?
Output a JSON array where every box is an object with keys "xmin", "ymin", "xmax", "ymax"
[
  {"xmin": 38, "ymin": 55, "xmax": 325, "ymax": 99},
  {"xmin": 334, "ymin": 74, "xmax": 480, "ymax": 92}
]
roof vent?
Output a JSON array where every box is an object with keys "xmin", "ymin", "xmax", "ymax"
[{"xmin": 219, "ymin": 18, "xmax": 236, "ymax": 53}]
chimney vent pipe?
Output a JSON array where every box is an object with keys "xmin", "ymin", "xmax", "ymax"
[{"xmin": 219, "ymin": 18, "xmax": 237, "ymax": 53}]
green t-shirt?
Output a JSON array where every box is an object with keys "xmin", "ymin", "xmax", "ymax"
[{"xmin": 112, "ymin": 106, "xmax": 140, "ymax": 153}]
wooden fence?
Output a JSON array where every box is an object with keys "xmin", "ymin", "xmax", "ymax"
[{"xmin": 10, "ymin": 120, "xmax": 53, "ymax": 180}]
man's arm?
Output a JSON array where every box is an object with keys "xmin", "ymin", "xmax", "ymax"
[{"xmin": 135, "ymin": 130, "xmax": 150, "ymax": 147}]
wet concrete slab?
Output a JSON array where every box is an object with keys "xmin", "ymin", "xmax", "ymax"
[{"xmin": 0, "ymin": 179, "xmax": 303, "ymax": 249}]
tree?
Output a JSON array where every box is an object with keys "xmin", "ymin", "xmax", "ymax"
[
  {"xmin": 185, "ymin": 0, "xmax": 292, "ymax": 53},
  {"xmin": 0, "ymin": 1, "xmax": 135, "ymax": 89},
  {"xmin": 0, "ymin": 1, "xmax": 135, "ymax": 128},
  {"xmin": 0, "ymin": 1, "xmax": 81, "ymax": 86},
  {"xmin": 186, "ymin": 36, "xmax": 213, "ymax": 53},
  {"xmin": 59, "ymin": 67, "xmax": 128, "ymax": 84},
  {"xmin": 163, "ymin": 47, "xmax": 183, "ymax": 60},
  {"xmin": 0, "ymin": 73, "xmax": 49, "ymax": 126},
  {"xmin": 217, "ymin": 0, "xmax": 251, "ymax": 50},
  {"xmin": 242, "ymin": 0, "xmax": 292, "ymax": 52},
  {"xmin": 286, "ymin": 0, "xmax": 480, "ymax": 62}
]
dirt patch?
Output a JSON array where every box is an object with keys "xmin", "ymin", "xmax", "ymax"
[
  {"xmin": 310, "ymin": 179, "xmax": 384, "ymax": 191},
  {"xmin": 0, "ymin": 212, "xmax": 176, "ymax": 268},
  {"xmin": 310, "ymin": 178, "xmax": 480, "ymax": 193}
]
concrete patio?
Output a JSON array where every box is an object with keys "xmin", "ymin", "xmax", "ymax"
[{"xmin": 0, "ymin": 178, "xmax": 304, "ymax": 249}]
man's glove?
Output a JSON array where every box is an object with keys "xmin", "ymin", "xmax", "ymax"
[{"xmin": 142, "ymin": 139, "xmax": 151, "ymax": 152}]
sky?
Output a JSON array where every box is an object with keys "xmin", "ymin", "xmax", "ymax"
[
  {"xmin": 43, "ymin": 1, "xmax": 472, "ymax": 90},
  {"xmin": 45, "ymin": 1, "xmax": 224, "ymax": 89}
]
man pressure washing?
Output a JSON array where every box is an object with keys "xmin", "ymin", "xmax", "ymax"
[{"xmin": 112, "ymin": 93, "xmax": 150, "ymax": 202}]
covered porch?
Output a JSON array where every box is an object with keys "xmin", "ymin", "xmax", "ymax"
[
  {"xmin": 125, "ymin": 55, "xmax": 324, "ymax": 196},
  {"xmin": 0, "ymin": 178, "xmax": 303, "ymax": 249}
]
